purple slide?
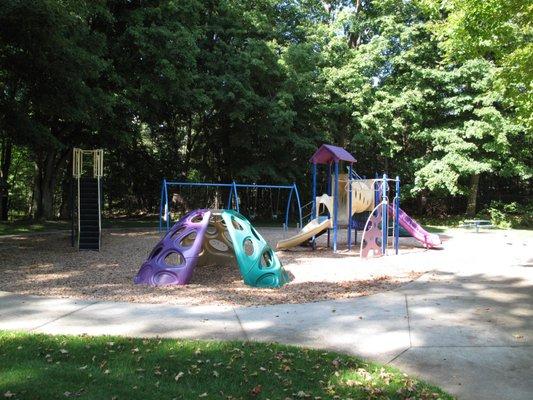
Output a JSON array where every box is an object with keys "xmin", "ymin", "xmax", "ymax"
[{"xmin": 388, "ymin": 204, "xmax": 441, "ymax": 248}]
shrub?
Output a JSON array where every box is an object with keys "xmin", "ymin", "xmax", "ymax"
[{"xmin": 483, "ymin": 201, "xmax": 533, "ymax": 229}]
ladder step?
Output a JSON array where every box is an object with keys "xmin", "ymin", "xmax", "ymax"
[{"xmin": 80, "ymin": 235, "xmax": 99, "ymax": 240}]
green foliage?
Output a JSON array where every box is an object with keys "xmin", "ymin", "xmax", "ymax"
[
  {"xmin": 429, "ymin": 0, "xmax": 533, "ymax": 128},
  {"xmin": 412, "ymin": 59, "xmax": 527, "ymax": 196},
  {"xmin": 0, "ymin": 331, "xmax": 454, "ymax": 399},
  {"xmin": 0, "ymin": 0, "xmax": 530, "ymax": 220},
  {"xmin": 482, "ymin": 200, "xmax": 533, "ymax": 229},
  {"xmin": 3, "ymin": 146, "xmax": 33, "ymax": 216}
]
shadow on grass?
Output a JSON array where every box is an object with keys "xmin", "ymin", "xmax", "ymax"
[{"xmin": 0, "ymin": 331, "xmax": 454, "ymax": 400}]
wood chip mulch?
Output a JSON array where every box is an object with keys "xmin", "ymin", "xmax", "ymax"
[{"xmin": 0, "ymin": 228, "xmax": 431, "ymax": 306}]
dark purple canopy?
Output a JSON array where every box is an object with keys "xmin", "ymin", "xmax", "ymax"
[{"xmin": 310, "ymin": 144, "xmax": 356, "ymax": 164}]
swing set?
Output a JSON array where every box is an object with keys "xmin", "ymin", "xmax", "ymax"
[{"xmin": 159, "ymin": 179, "xmax": 303, "ymax": 232}]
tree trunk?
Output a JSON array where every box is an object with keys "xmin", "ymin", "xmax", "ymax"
[
  {"xmin": 0, "ymin": 138, "xmax": 13, "ymax": 221},
  {"xmin": 59, "ymin": 157, "xmax": 72, "ymax": 219},
  {"xmin": 183, "ymin": 114, "xmax": 195, "ymax": 178},
  {"xmin": 466, "ymin": 173, "xmax": 480, "ymax": 217},
  {"xmin": 33, "ymin": 148, "xmax": 70, "ymax": 220}
]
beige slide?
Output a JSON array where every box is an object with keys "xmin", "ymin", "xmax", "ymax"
[{"xmin": 276, "ymin": 217, "xmax": 332, "ymax": 250}]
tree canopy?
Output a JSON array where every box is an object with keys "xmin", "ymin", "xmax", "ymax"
[{"xmin": 0, "ymin": 0, "xmax": 531, "ymax": 221}]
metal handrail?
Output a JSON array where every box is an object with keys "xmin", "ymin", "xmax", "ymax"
[{"xmin": 73, "ymin": 148, "xmax": 104, "ymax": 178}]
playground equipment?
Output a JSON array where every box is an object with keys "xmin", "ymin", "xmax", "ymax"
[
  {"xmin": 159, "ymin": 179, "xmax": 302, "ymax": 232},
  {"xmin": 277, "ymin": 144, "xmax": 441, "ymax": 255},
  {"xmin": 278, "ymin": 144, "xmax": 372, "ymax": 251},
  {"xmin": 71, "ymin": 148, "xmax": 103, "ymax": 251},
  {"xmin": 135, "ymin": 209, "xmax": 288, "ymax": 288}
]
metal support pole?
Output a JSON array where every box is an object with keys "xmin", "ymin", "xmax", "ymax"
[
  {"xmin": 285, "ymin": 186, "xmax": 294, "ymax": 229},
  {"xmin": 311, "ymin": 163, "xmax": 317, "ymax": 220},
  {"xmin": 333, "ymin": 161, "xmax": 339, "ymax": 252},
  {"xmin": 164, "ymin": 180, "xmax": 170, "ymax": 231},
  {"xmin": 70, "ymin": 177, "xmax": 74, "ymax": 247},
  {"xmin": 327, "ymin": 163, "xmax": 331, "ymax": 248},
  {"xmin": 159, "ymin": 179, "xmax": 165, "ymax": 232},
  {"xmin": 227, "ymin": 184, "xmax": 233, "ymax": 209},
  {"xmin": 77, "ymin": 177, "xmax": 80, "ymax": 248},
  {"xmin": 394, "ymin": 176, "xmax": 400, "ymax": 255},
  {"xmin": 293, "ymin": 183, "xmax": 303, "ymax": 229},
  {"xmin": 348, "ymin": 163, "xmax": 353, "ymax": 250},
  {"xmin": 232, "ymin": 181, "xmax": 239, "ymax": 213},
  {"xmin": 381, "ymin": 174, "xmax": 388, "ymax": 255}
]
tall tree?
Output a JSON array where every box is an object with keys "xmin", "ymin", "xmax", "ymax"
[
  {"xmin": 0, "ymin": 0, "xmax": 112, "ymax": 219},
  {"xmin": 429, "ymin": 0, "xmax": 532, "ymax": 129}
]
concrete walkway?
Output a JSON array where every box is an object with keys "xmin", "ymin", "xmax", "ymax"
[{"xmin": 1, "ymin": 229, "xmax": 531, "ymax": 400}]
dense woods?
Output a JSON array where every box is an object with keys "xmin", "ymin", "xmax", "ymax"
[{"xmin": 0, "ymin": 0, "xmax": 531, "ymax": 222}]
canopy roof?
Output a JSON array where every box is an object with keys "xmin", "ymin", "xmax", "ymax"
[{"xmin": 309, "ymin": 144, "xmax": 356, "ymax": 164}]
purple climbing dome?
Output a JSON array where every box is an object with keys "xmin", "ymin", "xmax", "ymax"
[{"xmin": 134, "ymin": 209, "xmax": 210, "ymax": 285}]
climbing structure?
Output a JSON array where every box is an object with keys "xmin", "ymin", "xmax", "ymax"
[
  {"xmin": 72, "ymin": 148, "xmax": 103, "ymax": 251},
  {"xmin": 134, "ymin": 209, "xmax": 288, "ymax": 288}
]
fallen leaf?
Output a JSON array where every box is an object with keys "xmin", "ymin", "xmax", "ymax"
[{"xmin": 250, "ymin": 385, "xmax": 263, "ymax": 396}]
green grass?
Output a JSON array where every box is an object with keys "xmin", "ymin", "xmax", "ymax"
[
  {"xmin": 0, "ymin": 218, "xmax": 158, "ymax": 236},
  {"xmin": 0, "ymin": 331, "xmax": 453, "ymax": 400},
  {"xmin": 101, "ymin": 217, "xmax": 158, "ymax": 230},
  {"xmin": 0, "ymin": 220, "xmax": 70, "ymax": 236},
  {"xmin": 0, "ymin": 217, "xmax": 290, "ymax": 236}
]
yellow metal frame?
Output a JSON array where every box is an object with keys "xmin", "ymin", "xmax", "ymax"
[{"xmin": 73, "ymin": 148, "xmax": 103, "ymax": 178}]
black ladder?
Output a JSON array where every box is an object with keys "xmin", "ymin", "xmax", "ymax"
[
  {"xmin": 72, "ymin": 148, "xmax": 103, "ymax": 251},
  {"xmin": 78, "ymin": 177, "xmax": 101, "ymax": 250}
]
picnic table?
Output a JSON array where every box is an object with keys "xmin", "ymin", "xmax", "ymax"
[{"xmin": 461, "ymin": 219, "xmax": 493, "ymax": 233}]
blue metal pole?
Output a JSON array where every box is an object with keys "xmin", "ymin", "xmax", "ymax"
[
  {"xmin": 164, "ymin": 179, "xmax": 170, "ymax": 231},
  {"xmin": 327, "ymin": 163, "xmax": 332, "ymax": 196},
  {"xmin": 333, "ymin": 161, "xmax": 339, "ymax": 252},
  {"xmin": 293, "ymin": 183, "xmax": 303, "ymax": 228},
  {"xmin": 381, "ymin": 174, "xmax": 388, "ymax": 255},
  {"xmin": 232, "ymin": 181, "xmax": 239, "ymax": 213},
  {"xmin": 327, "ymin": 163, "xmax": 331, "ymax": 247},
  {"xmin": 159, "ymin": 179, "xmax": 165, "ymax": 232},
  {"xmin": 348, "ymin": 163, "xmax": 353, "ymax": 250},
  {"xmin": 394, "ymin": 176, "xmax": 400, "ymax": 255},
  {"xmin": 227, "ymin": 184, "xmax": 233, "ymax": 209},
  {"xmin": 285, "ymin": 186, "xmax": 294, "ymax": 228},
  {"xmin": 166, "ymin": 181, "xmax": 233, "ymax": 187},
  {"xmin": 235, "ymin": 183, "xmax": 295, "ymax": 189},
  {"xmin": 311, "ymin": 163, "xmax": 317, "ymax": 220}
]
